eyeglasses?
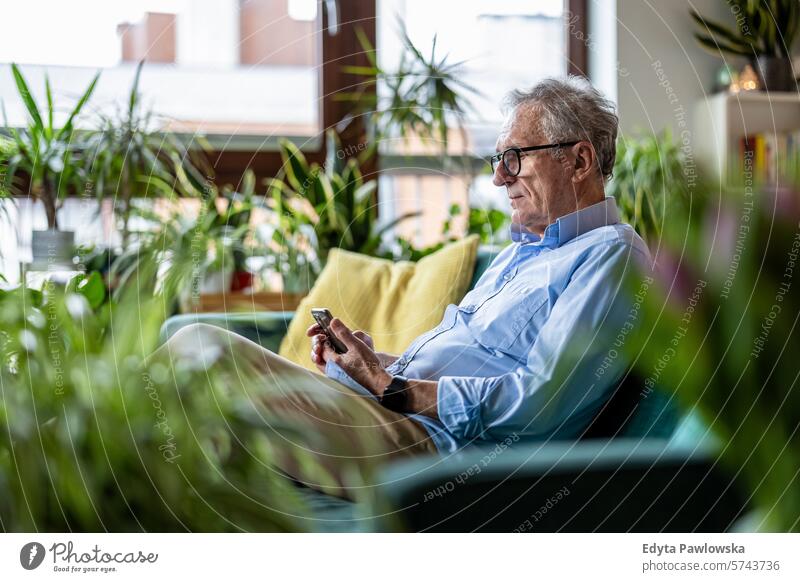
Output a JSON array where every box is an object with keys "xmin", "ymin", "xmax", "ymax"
[{"xmin": 489, "ymin": 141, "xmax": 579, "ymax": 176}]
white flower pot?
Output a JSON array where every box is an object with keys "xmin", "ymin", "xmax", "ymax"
[
  {"xmin": 200, "ymin": 267, "xmax": 233, "ymax": 294},
  {"xmin": 30, "ymin": 229, "xmax": 75, "ymax": 265}
]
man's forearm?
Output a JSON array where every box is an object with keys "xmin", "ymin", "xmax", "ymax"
[
  {"xmin": 404, "ymin": 379, "xmax": 439, "ymax": 420},
  {"xmin": 371, "ymin": 369, "xmax": 439, "ymax": 420}
]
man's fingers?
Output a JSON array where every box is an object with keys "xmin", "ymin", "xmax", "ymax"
[
  {"xmin": 330, "ymin": 318, "xmax": 359, "ymax": 347},
  {"xmin": 353, "ymin": 330, "xmax": 375, "ymax": 350},
  {"xmin": 321, "ymin": 337, "xmax": 339, "ymax": 362},
  {"xmin": 312, "ymin": 334, "xmax": 327, "ymax": 354},
  {"xmin": 306, "ymin": 323, "xmax": 323, "ymax": 337}
]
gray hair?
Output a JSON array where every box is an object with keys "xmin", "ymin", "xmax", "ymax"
[{"xmin": 505, "ymin": 76, "xmax": 618, "ymax": 180}]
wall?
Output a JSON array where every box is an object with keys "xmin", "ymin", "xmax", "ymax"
[{"xmin": 589, "ymin": 0, "xmax": 730, "ymax": 136}]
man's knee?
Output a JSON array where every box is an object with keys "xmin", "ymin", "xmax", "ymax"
[
  {"xmin": 160, "ymin": 322, "xmax": 239, "ymax": 365},
  {"xmin": 168, "ymin": 322, "xmax": 228, "ymax": 346}
]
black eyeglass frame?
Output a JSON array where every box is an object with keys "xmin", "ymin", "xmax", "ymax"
[{"xmin": 490, "ymin": 141, "xmax": 580, "ymax": 176}]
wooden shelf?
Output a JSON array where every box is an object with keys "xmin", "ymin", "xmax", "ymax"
[{"xmin": 184, "ymin": 291, "xmax": 306, "ymax": 313}]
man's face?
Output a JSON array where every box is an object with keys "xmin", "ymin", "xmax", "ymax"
[{"xmin": 492, "ymin": 105, "xmax": 577, "ymax": 235}]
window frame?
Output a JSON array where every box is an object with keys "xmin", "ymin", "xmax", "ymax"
[
  {"xmin": 214, "ymin": 0, "xmax": 588, "ymax": 186},
  {"xmin": 211, "ymin": 0, "xmax": 377, "ymax": 187},
  {"xmin": 2, "ymin": 1, "xmax": 587, "ymax": 188}
]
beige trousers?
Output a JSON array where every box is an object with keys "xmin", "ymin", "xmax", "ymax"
[{"xmin": 154, "ymin": 323, "xmax": 437, "ymax": 499}]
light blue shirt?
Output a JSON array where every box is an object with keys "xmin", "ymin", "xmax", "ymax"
[{"xmin": 328, "ymin": 197, "xmax": 651, "ymax": 454}]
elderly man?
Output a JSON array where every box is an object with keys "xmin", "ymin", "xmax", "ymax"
[{"xmin": 161, "ymin": 77, "xmax": 650, "ymax": 495}]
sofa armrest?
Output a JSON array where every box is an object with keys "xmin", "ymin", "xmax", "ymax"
[
  {"xmin": 374, "ymin": 439, "xmax": 746, "ymax": 532},
  {"xmin": 160, "ymin": 311, "xmax": 295, "ymax": 352}
]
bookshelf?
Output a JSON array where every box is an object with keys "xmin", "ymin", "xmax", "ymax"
[{"xmin": 694, "ymin": 91, "xmax": 800, "ymax": 181}]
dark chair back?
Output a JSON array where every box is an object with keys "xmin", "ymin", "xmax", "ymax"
[{"xmin": 582, "ymin": 371, "xmax": 680, "ymax": 440}]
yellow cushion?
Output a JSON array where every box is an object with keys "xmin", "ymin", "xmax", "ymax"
[{"xmin": 279, "ymin": 235, "xmax": 480, "ymax": 371}]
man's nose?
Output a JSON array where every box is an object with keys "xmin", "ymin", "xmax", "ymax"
[{"xmin": 492, "ymin": 162, "xmax": 513, "ymax": 187}]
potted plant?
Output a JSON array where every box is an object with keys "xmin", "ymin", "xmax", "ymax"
[
  {"xmin": 691, "ymin": 1, "xmax": 800, "ymax": 91},
  {"xmin": 261, "ymin": 182, "xmax": 321, "ymax": 294},
  {"xmin": 218, "ymin": 171, "xmax": 258, "ymax": 292},
  {"xmin": 115, "ymin": 169, "xmax": 259, "ymax": 309},
  {"xmin": 606, "ymin": 129, "xmax": 690, "ymax": 245},
  {"xmin": 266, "ymin": 130, "xmax": 417, "ymax": 286},
  {"xmin": 336, "ymin": 26, "xmax": 480, "ymax": 158},
  {"xmin": 2, "ymin": 63, "xmax": 99, "ymax": 265},
  {"xmin": 85, "ymin": 61, "xmax": 212, "ymax": 247}
]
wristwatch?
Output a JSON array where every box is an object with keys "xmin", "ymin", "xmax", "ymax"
[{"xmin": 380, "ymin": 375, "xmax": 409, "ymax": 412}]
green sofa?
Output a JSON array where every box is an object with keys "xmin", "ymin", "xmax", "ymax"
[{"xmin": 161, "ymin": 247, "xmax": 747, "ymax": 532}]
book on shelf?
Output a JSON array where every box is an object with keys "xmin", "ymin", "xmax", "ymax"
[{"xmin": 737, "ymin": 131, "xmax": 800, "ymax": 184}]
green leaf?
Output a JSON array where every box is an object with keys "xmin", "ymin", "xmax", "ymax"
[
  {"xmin": 55, "ymin": 71, "xmax": 100, "ymax": 141},
  {"xmin": 694, "ymin": 34, "xmax": 753, "ymax": 57},
  {"xmin": 278, "ymin": 138, "xmax": 313, "ymax": 195},
  {"xmin": 690, "ymin": 9, "xmax": 753, "ymax": 49},
  {"xmin": 11, "ymin": 64, "xmax": 44, "ymax": 130},
  {"xmin": 341, "ymin": 65, "xmax": 381, "ymax": 76},
  {"xmin": 44, "ymin": 76, "xmax": 54, "ymax": 138},
  {"xmin": 129, "ymin": 60, "xmax": 144, "ymax": 118}
]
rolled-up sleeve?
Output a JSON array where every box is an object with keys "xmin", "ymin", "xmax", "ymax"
[{"xmin": 437, "ymin": 242, "xmax": 649, "ymax": 441}]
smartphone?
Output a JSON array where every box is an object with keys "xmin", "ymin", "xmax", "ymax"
[{"xmin": 311, "ymin": 308, "xmax": 348, "ymax": 354}]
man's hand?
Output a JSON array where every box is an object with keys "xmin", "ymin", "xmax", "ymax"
[
  {"xmin": 306, "ymin": 322, "xmax": 329, "ymax": 374},
  {"xmin": 306, "ymin": 322, "xmax": 377, "ymax": 375},
  {"xmin": 320, "ymin": 318, "xmax": 391, "ymax": 396}
]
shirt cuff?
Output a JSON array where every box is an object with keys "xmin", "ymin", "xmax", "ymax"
[{"xmin": 437, "ymin": 376, "xmax": 487, "ymax": 440}]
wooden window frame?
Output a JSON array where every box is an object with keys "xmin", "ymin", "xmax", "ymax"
[
  {"xmin": 566, "ymin": 0, "xmax": 589, "ymax": 77},
  {"xmin": 210, "ymin": 0, "xmax": 377, "ymax": 187},
  {"xmin": 213, "ymin": 0, "xmax": 588, "ymax": 186}
]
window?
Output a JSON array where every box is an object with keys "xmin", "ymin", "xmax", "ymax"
[
  {"xmin": 376, "ymin": 0, "xmax": 569, "ymax": 248},
  {"xmin": 0, "ymin": 0, "xmax": 321, "ymax": 142},
  {"xmin": 0, "ymin": 0, "xmax": 581, "ymax": 275}
]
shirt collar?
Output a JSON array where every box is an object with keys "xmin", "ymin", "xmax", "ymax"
[{"xmin": 510, "ymin": 196, "xmax": 621, "ymax": 247}]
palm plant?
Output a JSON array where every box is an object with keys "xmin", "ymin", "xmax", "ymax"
[
  {"xmin": 690, "ymin": 1, "xmax": 799, "ymax": 90},
  {"xmin": 2, "ymin": 63, "xmax": 99, "ymax": 230},
  {"xmin": 336, "ymin": 26, "xmax": 480, "ymax": 157},
  {"xmin": 267, "ymin": 130, "xmax": 417, "ymax": 270},
  {"xmin": 84, "ymin": 61, "xmax": 212, "ymax": 246},
  {"xmin": 114, "ymin": 169, "xmax": 258, "ymax": 305}
]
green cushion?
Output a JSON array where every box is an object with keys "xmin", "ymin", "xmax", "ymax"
[{"xmin": 621, "ymin": 388, "xmax": 681, "ymax": 439}]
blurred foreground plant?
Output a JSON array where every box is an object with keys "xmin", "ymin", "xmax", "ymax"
[
  {"xmin": 629, "ymin": 178, "xmax": 800, "ymax": 531},
  {"xmin": 0, "ymin": 261, "xmax": 381, "ymax": 531}
]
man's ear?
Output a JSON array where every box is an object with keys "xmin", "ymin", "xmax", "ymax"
[{"xmin": 571, "ymin": 142, "xmax": 597, "ymax": 183}]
